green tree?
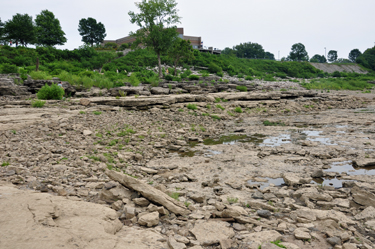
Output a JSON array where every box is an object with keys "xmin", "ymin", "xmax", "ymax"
[
  {"xmin": 327, "ymin": 50, "xmax": 338, "ymax": 62},
  {"xmin": 168, "ymin": 38, "xmax": 194, "ymax": 75},
  {"xmin": 356, "ymin": 47, "xmax": 375, "ymax": 71},
  {"xmin": 4, "ymin": 13, "xmax": 36, "ymax": 46},
  {"xmin": 310, "ymin": 54, "xmax": 327, "ymax": 63},
  {"xmin": 221, "ymin": 47, "xmax": 236, "ymax": 56},
  {"xmin": 234, "ymin": 42, "xmax": 265, "ymax": 59},
  {"xmin": 78, "ymin": 17, "xmax": 106, "ymax": 46},
  {"xmin": 129, "ymin": 0, "xmax": 181, "ymax": 78},
  {"xmin": 288, "ymin": 43, "xmax": 308, "ymax": 61},
  {"xmin": 265, "ymin": 51, "xmax": 275, "ymax": 60},
  {"xmin": 0, "ymin": 18, "xmax": 5, "ymax": 44},
  {"xmin": 35, "ymin": 10, "xmax": 67, "ymax": 47},
  {"xmin": 348, "ymin": 49, "xmax": 362, "ymax": 63}
]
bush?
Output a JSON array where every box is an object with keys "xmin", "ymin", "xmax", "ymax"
[
  {"xmin": 332, "ymin": 71, "xmax": 341, "ymax": 77},
  {"xmin": 208, "ymin": 63, "xmax": 222, "ymax": 74},
  {"xmin": 187, "ymin": 104, "xmax": 197, "ymax": 110},
  {"xmin": 30, "ymin": 71, "xmax": 53, "ymax": 80},
  {"xmin": 189, "ymin": 75, "xmax": 199, "ymax": 80},
  {"xmin": 245, "ymin": 76, "xmax": 254, "ymax": 81},
  {"xmin": 216, "ymin": 71, "xmax": 224, "ymax": 77},
  {"xmin": 119, "ymin": 43, "xmax": 129, "ymax": 50},
  {"xmin": 36, "ymin": 84, "xmax": 65, "ymax": 100},
  {"xmin": 104, "ymin": 42, "xmax": 118, "ymax": 50},
  {"xmin": 31, "ymin": 99, "xmax": 46, "ymax": 108},
  {"xmin": 165, "ymin": 74, "xmax": 174, "ymax": 81},
  {"xmin": 234, "ymin": 107, "xmax": 243, "ymax": 113},
  {"xmin": 236, "ymin": 85, "xmax": 247, "ymax": 92},
  {"xmin": 0, "ymin": 63, "xmax": 18, "ymax": 74}
]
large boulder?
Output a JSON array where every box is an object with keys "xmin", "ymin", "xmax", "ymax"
[{"xmin": 0, "ymin": 74, "xmax": 30, "ymax": 96}]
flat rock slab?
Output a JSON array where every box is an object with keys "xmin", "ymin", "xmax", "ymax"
[
  {"xmin": 190, "ymin": 220, "xmax": 235, "ymax": 244},
  {"xmin": 0, "ymin": 107, "xmax": 79, "ymax": 131},
  {"xmin": 0, "ymin": 182, "xmax": 124, "ymax": 249}
]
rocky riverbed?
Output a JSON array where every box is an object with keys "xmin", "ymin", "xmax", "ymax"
[{"xmin": 1, "ymin": 90, "xmax": 375, "ymax": 249}]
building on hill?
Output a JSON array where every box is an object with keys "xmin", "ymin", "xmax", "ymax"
[{"xmin": 102, "ymin": 28, "xmax": 221, "ymax": 54}]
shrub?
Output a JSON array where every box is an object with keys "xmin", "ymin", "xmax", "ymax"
[
  {"xmin": 128, "ymin": 74, "xmax": 140, "ymax": 86},
  {"xmin": 36, "ymin": 84, "xmax": 65, "ymax": 100},
  {"xmin": 189, "ymin": 75, "xmax": 199, "ymax": 80},
  {"xmin": 30, "ymin": 71, "xmax": 53, "ymax": 80},
  {"xmin": 31, "ymin": 99, "xmax": 46, "ymax": 108},
  {"xmin": 245, "ymin": 76, "xmax": 254, "ymax": 81},
  {"xmin": 165, "ymin": 74, "xmax": 174, "ymax": 81},
  {"xmin": 237, "ymin": 73, "xmax": 244, "ymax": 78},
  {"xmin": 216, "ymin": 71, "xmax": 224, "ymax": 77},
  {"xmin": 187, "ymin": 104, "xmax": 197, "ymax": 110},
  {"xmin": 208, "ymin": 63, "xmax": 222, "ymax": 74},
  {"xmin": 234, "ymin": 107, "xmax": 243, "ymax": 113},
  {"xmin": 263, "ymin": 120, "xmax": 285, "ymax": 126},
  {"xmin": 0, "ymin": 63, "xmax": 18, "ymax": 74},
  {"xmin": 104, "ymin": 42, "xmax": 118, "ymax": 49},
  {"xmin": 119, "ymin": 43, "xmax": 129, "ymax": 50},
  {"xmin": 93, "ymin": 111, "xmax": 102, "ymax": 115},
  {"xmin": 216, "ymin": 104, "xmax": 225, "ymax": 110},
  {"xmin": 236, "ymin": 85, "xmax": 247, "ymax": 92},
  {"xmin": 332, "ymin": 71, "xmax": 341, "ymax": 77}
]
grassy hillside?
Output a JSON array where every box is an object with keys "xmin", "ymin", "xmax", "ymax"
[{"xmin": 0, "ymin": 45, "xmax": 374, "ymax": 91}]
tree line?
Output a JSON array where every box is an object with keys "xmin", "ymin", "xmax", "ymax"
[
  {"xmin": 0, "ymin": 10, "xmax": 107, "ymax": 47},
  {"xmin": 222, "ymin": 42, "xmax": 363, "ymax": 64}
]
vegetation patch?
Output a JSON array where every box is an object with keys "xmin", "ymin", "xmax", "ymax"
[{"xmin": 263, "ymin": 120, "xmax": 286, "ymax": 126}]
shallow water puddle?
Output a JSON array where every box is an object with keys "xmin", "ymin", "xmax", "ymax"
[
  {"xmin": 247, "ymin": 178, "xmax": 285, "ymax": 190},
  {"xmin": 261, "ymin": 134, "xmax": 291, "ymax": 147},
  {"xmin": 200, "ymin": 134, "xmax": 266, "ymax": 146}
]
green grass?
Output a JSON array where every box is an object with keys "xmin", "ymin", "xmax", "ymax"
[
  {"xmin": 263, "ymin": 120, "xmax": 286, "ymax": 126},
  {"xmin": 168, "ymin": 192, "xmax": 180, "ymax": 200},
  {"xmin": 79, "ymin": 111, "xmax": 86, "ymax": 114},
  {"xmin": 227, "ymin": 197, "xmax": 238, "ymax": 204},
  {"xmin": 211, "ymin": 115, "xmax": 221, "ymax": 120},
  {"xmin": 216, "ymin": 104, "xmax": 225, "ymax": 110},
  {"xmin": 302, "ymin": 76, "xmax": 375, "ymax": 90},
  {"xmin": 270, "ymin": 240, "xmax": 287, "ymax": 248},
  {"xmin": 93, "ymin": 111, "xmax": 102, "ymax": 115},
  {"xmin": 234, "ymin": 107, "xmax": 243, "ymax": 113},
  {"xmin": 236, "ymin": 85, "xmax": 248, "ymax": 92},
  {"xmin": 1, "ymin": 162, "xmax": 10, "ymax": 167},
  {"xmin": 187, "ymin": 103, "xmax": 197, "ymax": 110},
  {"xmin": 31, "ymin": 99, "xmax": 46, "ymax": 108}
]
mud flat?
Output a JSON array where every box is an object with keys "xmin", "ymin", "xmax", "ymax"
[{"xmin": 1, "ymin": 91, "xmax": 375, "ymax": 248}]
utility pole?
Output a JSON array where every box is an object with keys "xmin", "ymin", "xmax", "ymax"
[{"xmin": 325, "ymin": 47, "xmax": 326, "ymax": 59}]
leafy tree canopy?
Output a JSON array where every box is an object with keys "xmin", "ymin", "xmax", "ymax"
[
  {"xmin": 78, "ymin": 17, "xmax": 106, "ymax": 46},
  {"xmin": 327, "ymin": 50, "xmax": 338, "ymax": 62},
  {"xmin": 129, "ymin": 0, "xmax": 181, "ymax": 78},
  {"xmin": 168, "ymin": 38, "xmax": 194, "ymax": 75},
  {"xmin": 0, "ymin": 18, "xmax": 4, "ymax": 42},
  {"xmin": 221, "ymin": 47, "xmax": 236, "ymax": 56},
  {"xmin": 348, "ymin": 49, "xmax": 362, "ymax": 63},
  {"xmin": 288, "ymin": 43, "xmax": 309, "ymax": 61},
  {"xmin": 356, "ymin": 47, "xmax": 375, "ymax": 71},
  {"xmin": 4, "ymin": 13, "xmax": 36, "ymax": 46},
  {"xmin": 265, "ymin": 51, "xmax": 275, "ymax": 60},
  {"xmin": 35, "ymin": 10, "xmax": 67, "ymax": 47},
  {"xmin": 233, "ymin": 42, "xmax": 265, "ymax": 59},
  {"xmin": 310, "ymin": 54, "xmax": 327, "ymax": 63}
]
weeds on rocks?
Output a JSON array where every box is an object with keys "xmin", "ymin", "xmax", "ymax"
[
  {"xmin": 1, "ymin": 162, "xmax": 10, "ymax": 167},
  {"xmin": 168, "ymin": 192, "xmax": 180, "ymax": 200},
  {"xmin": 216, "ymin": 104, "xmax": 225, "ymax": 110},
  {"xmin": 31, "ymin": 99, "xmax": 46, "ymax": 108},
  {"xmin": 187, "ymin": 104, "xmax": 197, "ymax": 110},
  {"xmin": 236, "ymin": 85, "xmax": 247, "ymax": 92},
  {"xmin": 37, "ymin": 84, "xmax": 65, "ymax": 100},
  {"xmin": 79, "ymin": 111, "xmax": 86, "ymax": 114},
  {"xmin": 93, "ymin": 111, "xmax": 102, "ymax": 115},
  {"xmin": 227, "ymin": 197, "xmax": 238, "ymax": 204},
  {"xmin": 234, "ymin": 107, "xmax": 243, "ymax": 113},
  {"xmin": 263, "ymin": 120, "xmax": 286, "ymax": 126},
  {"xmin": 211, "ymin": 115, "xmax": 221, "ymax": 120}
]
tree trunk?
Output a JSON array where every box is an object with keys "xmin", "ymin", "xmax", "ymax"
[
  {"xmin": 157, "ymin": 53, "xmax": 162, "ymax": 78},
  {"xmin": 174, "ymin": 59, "xmax": 178, "ymax": 76}
]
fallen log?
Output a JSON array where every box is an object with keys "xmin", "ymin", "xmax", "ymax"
[{"xmin": 105, "ymin": 170, "xmax": 190, "ymax": 216}]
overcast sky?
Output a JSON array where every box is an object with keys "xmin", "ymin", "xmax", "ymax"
[{"xmin": 2, "ymin": 0, "xmax": 375, "ymax": 60}]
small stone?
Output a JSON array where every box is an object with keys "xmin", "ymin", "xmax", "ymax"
[
  {"xmin": 252, "ymin": 191, "xmax": 264, "ymax": 199},
  {"xmin": 133, "ymin": 197, "xmax": 150, "ymax": 207},
  {"xmin": 327, "ymin": 237, "xmax": 342, "ymax": 246},
  {"xmin": 168, "ymin": 236, "xmax": 186, "ymax": 249},
  {"xmin": 138, "ymin": 211, "xmax": 159, "ymax": 227},
  {"xmin": 257, "ymin": 210, "xmax": 272, "ymax": 218},
  {"xmin": 79, "ymin": 98, "xmax": 90, "ymax": 106},
  {"xmin": 294, "ymin": 227, "xmax": 311, "ymax": 240},
  {"xmin": 83, "ymin": 130, "xmax": 92, "ymax": 136}
]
